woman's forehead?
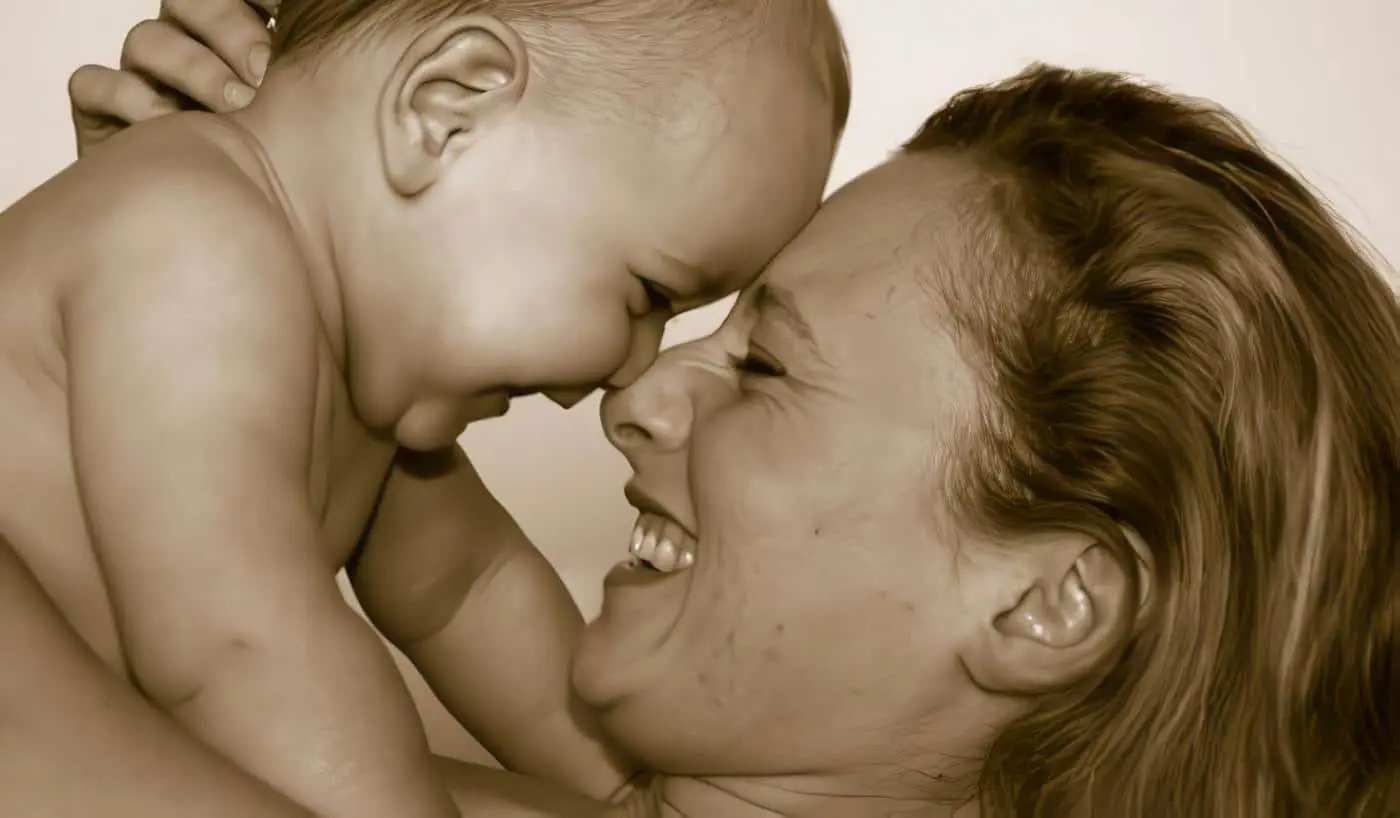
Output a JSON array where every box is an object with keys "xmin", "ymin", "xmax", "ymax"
[
  {"xmin": 751, "ymin": 153, "xmax": 977, "ymax": 327},
  {"xmin": 773, "ymin": 154, "xmax": 977, "ymax": 280}
]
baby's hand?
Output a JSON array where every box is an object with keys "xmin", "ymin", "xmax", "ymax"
[{"xmin": 68, "ymin": 0, "xmax": 277, "ymax": 155}]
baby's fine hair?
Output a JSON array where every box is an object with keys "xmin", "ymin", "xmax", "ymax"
[{"xmin": 268, "ymin": 0, "xmax": 851, "ymax": 137}]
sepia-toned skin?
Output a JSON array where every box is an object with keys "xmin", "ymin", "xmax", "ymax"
[
  {"xmin": 24, "ymin": 6, "xmax": 1160, "ymax": 810},
  {"xmin": 26, "ymin": 4, "xmax": 1122, "ymax": 818},
  {"xmin": 1, "ymin": 3, "xmax": 839, "ymax": 818},
  {"xmin": 38, "ymin": 5, "xmax": 1398, "ymax": 818}
]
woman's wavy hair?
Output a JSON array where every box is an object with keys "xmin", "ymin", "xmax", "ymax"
[{"xmin": 911, "ymin": 64, "xmax": 1399, "ymax": 816}]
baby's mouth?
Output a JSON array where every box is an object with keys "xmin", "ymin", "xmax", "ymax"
[{"xmin": 627, "ymin": 511, "xmax": 697, "ymax": 573}]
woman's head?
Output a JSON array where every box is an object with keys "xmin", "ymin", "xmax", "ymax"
[
  {"xmin": 574, "ymin": 64, "xmax": 1399, "ymax": 816},
  {"xmin": 913, "ymin": 64, "xmax": 1399, "ymax": 816}
]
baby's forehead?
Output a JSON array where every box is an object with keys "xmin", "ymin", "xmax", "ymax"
[{"xmin": 621, "ymin": 147, "xmax": 830, "ymax": 300}]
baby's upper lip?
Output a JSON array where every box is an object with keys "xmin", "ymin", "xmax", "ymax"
[{"xmin": 624, "ymin": 482, "xmax": 696, "ymax": 539}]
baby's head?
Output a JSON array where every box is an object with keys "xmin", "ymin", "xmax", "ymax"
[{"xmin": 251, "ymin": 0, "xmax": 848, "ymax": 450}]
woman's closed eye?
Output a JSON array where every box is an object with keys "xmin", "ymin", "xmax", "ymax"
[{"xmin": 733, "ymin": 344, "xmax": 786, "ymax": 377}]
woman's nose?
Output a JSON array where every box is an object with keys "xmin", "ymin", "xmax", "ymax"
[{"xmin": 601, "ymin": 355, "xmax": 695, "ymax": 456}]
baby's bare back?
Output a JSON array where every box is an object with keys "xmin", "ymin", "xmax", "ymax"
[{"xmin": 0, "ymin": 114, "xmax": 395, "ymax": 678}]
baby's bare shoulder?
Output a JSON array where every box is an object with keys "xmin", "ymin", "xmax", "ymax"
[
  {"xmin": 62, "ymin": 116, "xmax": 312, "ymax": 321},
  {"xmin": 86, "ymin": 117, "xmax": 292, "ymax": 259}
]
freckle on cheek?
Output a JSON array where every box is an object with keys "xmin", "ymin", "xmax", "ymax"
[
  {"xmin": 719, "ymin": 630, "xmax": 738, "ymax": 662},
  {"xmin": 696, "ymin": 671, "xmax": 725, "ymax": 707}
]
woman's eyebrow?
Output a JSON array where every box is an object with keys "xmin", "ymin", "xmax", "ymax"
[{"xmin": 754, "ymin": 283, "xmax": 818, "ymax": 347}]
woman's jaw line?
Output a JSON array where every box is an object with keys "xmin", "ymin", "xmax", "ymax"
[{"xmin": 577, "ymin": 484, "xmax": 704, "ymax": 711}]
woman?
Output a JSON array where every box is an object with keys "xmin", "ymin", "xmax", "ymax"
[{"xmin": 25, "ymin": 3, "xmax": 1399, "ymax": 816}]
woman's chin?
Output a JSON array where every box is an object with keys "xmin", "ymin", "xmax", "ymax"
[{"xmin": 571, "ymin": 558, "xmax": 694, "ymax": 711}]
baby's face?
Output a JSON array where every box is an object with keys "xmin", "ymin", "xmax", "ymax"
[{"xmin": 381, "ymin": 76, "xmax": 837, "ymax": 449}]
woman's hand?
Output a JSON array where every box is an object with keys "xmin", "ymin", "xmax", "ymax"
[{"xmin": 68, "ymin": 0, "xmax": 279, "ymax": 156}]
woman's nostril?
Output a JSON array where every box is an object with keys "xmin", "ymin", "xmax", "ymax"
[{"xmin": 611, "ymin": 422, "xmax": 652, "ymax": 446}]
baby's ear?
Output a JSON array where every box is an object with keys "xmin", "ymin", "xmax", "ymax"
[
  {"xmin": 378, "ymin": 15, "xmax": 529, "ymax": 196},
  {"xmin": 958, "ymin": 526, "xmax": 1153, "ymax": 696}
]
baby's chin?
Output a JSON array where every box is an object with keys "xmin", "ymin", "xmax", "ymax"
[{"xmin": 394, "ymin": 392, "xmax": 510, "ymax": 451}]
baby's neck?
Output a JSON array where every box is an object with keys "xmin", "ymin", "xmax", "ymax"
[
  {"xmin": 643, "ymin": 774, "xmax": 979, "ymax": 817},
  {"xmin": 219, "ymin": 74, "xmax": 358, "ymax": 369}
]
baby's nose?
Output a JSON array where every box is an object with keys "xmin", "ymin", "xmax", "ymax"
[
  {"xmin": 543, "ymin": 387, "xmax": 595, "ymax": 409},
  {"xmin": 608, "ymin": 316, "xmax": 666, "ymax": 389}
]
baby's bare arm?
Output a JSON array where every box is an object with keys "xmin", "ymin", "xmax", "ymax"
[
  {"xmin": 64, "ymin": 169, "xmax": 455, "ymax": 818},
  {"xmin": 350, "ymin": 446, "xmax": 638, "ymax": 801},
  {"xmin": 0, "ymin": 537, "xmax": 314, "ymax": 818}
]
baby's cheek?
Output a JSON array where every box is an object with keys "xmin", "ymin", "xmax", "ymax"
[{"xmin": 540, "ymin": 312, "xmax": 634, "ymax": 384}]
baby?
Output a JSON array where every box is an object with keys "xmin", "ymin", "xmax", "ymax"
[{"xmin": 0, "ymin": 1, "xmax": 847, "ymax": 816}]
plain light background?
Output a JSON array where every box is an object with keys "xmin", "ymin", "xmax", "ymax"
[{"xmin": 2, "ymin": 0, "xmax": 1395, "ymax": 765}]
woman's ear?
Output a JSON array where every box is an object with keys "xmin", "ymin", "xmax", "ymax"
[
  {"xmin": 961, "ymin": 528, "xmax": 1152, "ymax": 696},
  {"xmin": 378, "ymin": 14, "xmax": 529, "ymax": 196}
]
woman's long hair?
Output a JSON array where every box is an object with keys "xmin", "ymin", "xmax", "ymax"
[{"xmin": 909, "ymin": 65, "xmax": 1398, "ymax": 816}]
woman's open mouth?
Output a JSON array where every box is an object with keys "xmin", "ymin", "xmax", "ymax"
[{"xmin": 626, "ymin": 511, "xmax": 697, "ymax": 573}]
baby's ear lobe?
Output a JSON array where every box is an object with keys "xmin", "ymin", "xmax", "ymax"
[
  {"xmin": 964, "ymin": 533, "xmax": 1149, "ymax": 697},
  {"xmin": 378, "ymin": 16, "xmax": 529, "ymax": 196}
]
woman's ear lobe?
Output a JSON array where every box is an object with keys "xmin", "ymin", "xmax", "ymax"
[{"xmin": 378, "ymin": 16, "xmax": 529, "ymax": 196}]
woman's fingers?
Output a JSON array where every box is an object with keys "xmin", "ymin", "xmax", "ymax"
[
  {"xmin": 69, "ymin": 65, "xmax": 182, "ymax": 157},
  {"xmin": 243, "ymin": 0, "xmax": 281, "ymax": 18},
  {"xmin": 68, "ymin": 1, "xmax": 276, "ymax": 156},
  {"xmin": 155, "ymin": 0, "xmax": 274, "ymax": 88},
  {"xmin": 120, "ymin": 18, "xmax": 253, "ymax": 113}
]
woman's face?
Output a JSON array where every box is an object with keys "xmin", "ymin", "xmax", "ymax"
[{"xmin": 572, "ymin": 155, "xmax": 994, "ymax": 776}]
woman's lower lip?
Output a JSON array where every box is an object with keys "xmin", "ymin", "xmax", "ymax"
[
  {"xmin": 603, "ymin": 559, "xmax": 684, "ymax": 588},
  {"xmin": 596, "ymin": 559, "xmax": 692, "ymax": 646}
]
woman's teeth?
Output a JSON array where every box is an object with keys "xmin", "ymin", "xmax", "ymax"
[{"xmin": 628, "ymin": 512, "xmax": 696, "ymax": 573}]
